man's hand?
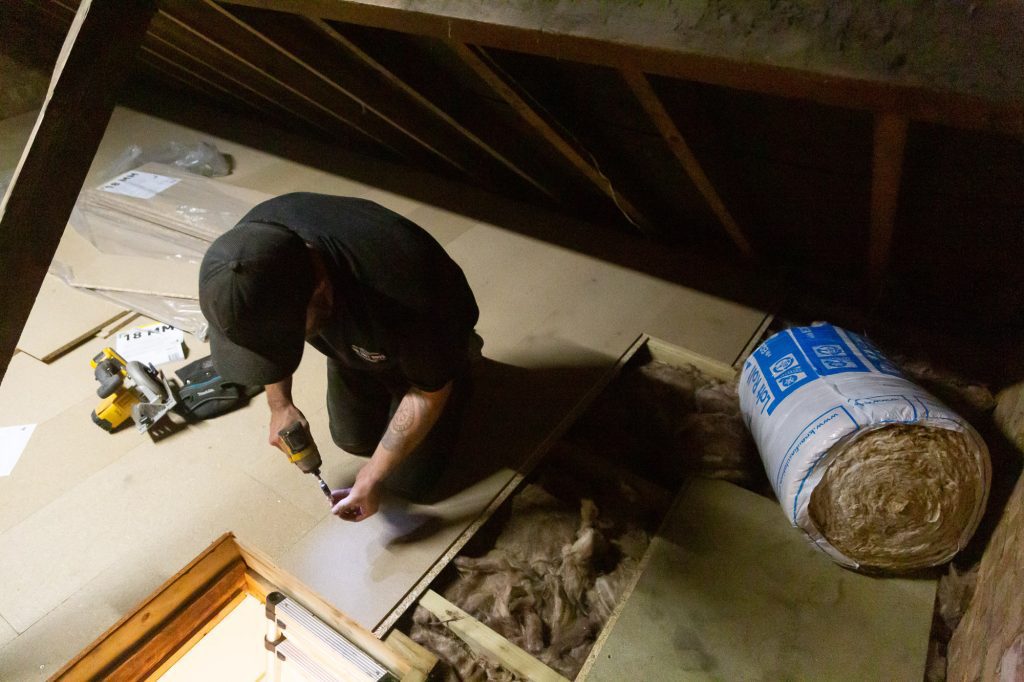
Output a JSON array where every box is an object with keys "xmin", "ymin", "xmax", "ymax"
[
  {"xmin": 268, "ymin": 403, "xmax": 307, "ymax": 452},
  {"xmin": 266, "ymin": 377, "xmax": 308, "ymax": 454},
  {"xmin": 330, "ymin": 466, "xmax": 384, "ymax": 522}
]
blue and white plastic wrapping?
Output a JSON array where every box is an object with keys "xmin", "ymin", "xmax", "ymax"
[{"xmin": 738, "ymin": 323, "xmax": 991, "ymax": 569}]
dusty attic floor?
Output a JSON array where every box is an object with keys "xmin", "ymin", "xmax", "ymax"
[{"xmin": 0, "ymin": 105, "xmax": 769, "ymax": 679}]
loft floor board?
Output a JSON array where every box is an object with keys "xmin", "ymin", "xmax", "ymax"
[{"xmin": 582, "ymin": 479, "xmax": 935, "ymax": 680}]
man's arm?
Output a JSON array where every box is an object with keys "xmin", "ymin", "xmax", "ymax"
[
  {"xmin": 266, "ymin": 376, "xmax": 306, "ymax": 449},
  {"xmin": 332, "ymin": 381, "xmax": 452, "ymax": 521}
]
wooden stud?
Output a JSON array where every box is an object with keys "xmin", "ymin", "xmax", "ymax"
[
  {"xmin": 0, "ymin": 0, "xmax": 156, "ymax": 384},
  {"xmin": 220, "ymin": 0, "xmax": 1024, "ymax": 136},
  {"xmin": 305, "ymin": 16, "xmax": 560, "ymax": 202},
  {"xmin": 419, "ymin": 590, "xmax": 570, "ymax": 682},
  {"xmin": 140, "ymin": 36, "xmax": 271, "ymax": 114},
  {"xmin": 38, "ymin": 1, "xmax": 277, "ymax": 120},
  {"xmin": 868, "ymin": 113, "xmax": 908, "ymax": 291},
  {"xmin": 450, "ymin": 42, "xmax": 650, "ymax": 232},
  {"xmin": 623, "ymin": 68, "xmax": 755, "ymax": 258}
]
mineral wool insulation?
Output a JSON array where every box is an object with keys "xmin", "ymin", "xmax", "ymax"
[
  {"xmin": 740, "ymin": 323, "xmax": 991, "ymax": 572},
  {"xmin": 411, "ymin": 361, "xmax": 765, "ymax": 681}
]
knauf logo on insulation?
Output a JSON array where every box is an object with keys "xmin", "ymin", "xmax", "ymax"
[
  {"xmin": 747, "ymin": 331, "xmax": 815, "ymax": 415},
  {"xmin": 747, "ymin": 323, "xmax": 898, "ymax": 415}
]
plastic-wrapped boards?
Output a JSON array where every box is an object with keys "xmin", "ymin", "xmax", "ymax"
[{"xmin": 739, "ymin": 323, "xmax": 990, "ymax": 572}]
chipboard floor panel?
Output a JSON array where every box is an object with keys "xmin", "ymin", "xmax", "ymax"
[
  {"xmin": 582, "ymin": 479, "xmax": 936, "ymax": 681},
  {"xmin": 0, "ymin": 105, "xmax": 769, "ymax": 679}
]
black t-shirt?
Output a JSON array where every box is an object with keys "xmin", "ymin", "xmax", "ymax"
[{"xmin": 236, "ymin": 193, "xmax": 479, "ymax": 391}]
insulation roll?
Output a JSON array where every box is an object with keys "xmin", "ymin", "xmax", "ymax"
[{"xmin": 738, "ymin": 323, "xmax": 990, "ymax": 572}]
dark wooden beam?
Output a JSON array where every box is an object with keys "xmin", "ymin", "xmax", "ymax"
[
  {"xmin": 148, "ymin": 11, "xmax": 344, "ymax": 141},
  {"xmin": 40, "ymin": 1, "xmax": 268, "ymax": 120},
  {"xmin": 136, "ymin": 56, "xmax": 239, "ymax": 111},
  {"xmin": 196, "ymin": 0, "xmax": 460, "ymax": 177},
  {"xmin": 450, "ymin": 42, "xmax": 650, "ymax": 232},
  {"xmin": 329, "ymin": 25, "xmax": 607, "ymax": 216},
  {"xmin": 157, "ymin": 1, "xmax": 417, "ymax": 162},
  {"xmin": 0, "ymin": 0, "xmax": 157, "ymax": 383},
  {"xmin": 622, "ymin": 68, "xmax": 754, "ymax": 258},
  {"xmin": 218, "ymin": 0, "xmax": 1024, "ymax": 136},
  {"xmin": 215, "ymin": 4, "xmax": 478, "ymax": 182},
  {"xmin": 868, "ymin": 113, "xmax": 908, "ymax": 291},
  {"xmin": 303, "ymin": 16, "xmax": 559, "ymax": 202},
  {"xmin": 139, "ymin": 42, "xmax": 269, "ymax": 116}
]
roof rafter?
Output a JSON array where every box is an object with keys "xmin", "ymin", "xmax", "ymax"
[
  {"xmin": 306, "ymin": 16, "xmax": 560, "ymax": 203},
  {"xmin": 450, "ymin": 42, "xmax": 650, "ymax": 232},
  {"xmin": 218, "ymin": 0, "xmax": 1024, "ymax": 135},
  {"xmin": 869, "ymin": 113, "xmax": 908, "ymax": 293},
  {"xmin": 622, "ymin": 68, "xmax": 754, "ymax": 258},
  {"xmin": 207, "ymin": 0, "xmax": 467, "ymax": 177},
  {"xmin": 0, "ymin": 0, "xmax": 157, "ymax": 383}
]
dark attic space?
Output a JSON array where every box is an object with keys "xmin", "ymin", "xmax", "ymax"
[{"xmin": 1, "ymin": 1, "xmax": 1023, "ymax": 681}]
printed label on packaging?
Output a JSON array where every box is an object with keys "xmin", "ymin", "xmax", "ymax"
[{"xmin": 99, "ymin": 171, "xmax": 180, "ymax": 199}]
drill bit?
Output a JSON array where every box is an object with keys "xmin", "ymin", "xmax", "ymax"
[{"xmin": 314, "ymin": 471, "xmax": 332, "ymax": 501}]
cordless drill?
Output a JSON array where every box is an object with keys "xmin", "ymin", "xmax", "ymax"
[{"xmin": 277, "ymin": 420, "xmax": 333, "ymax": 501}]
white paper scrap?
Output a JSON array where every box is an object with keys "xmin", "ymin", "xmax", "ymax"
[
  {"xmin": 0, "ymin": 424, "xmax": 36, "ymax": 477},
  {"xmin": 99, "ymin": 171, "xmax": 180, "ymax": 199},
  {"xmin": 116, "ymin": 323, "xmax": 185, "ymax": 367}
]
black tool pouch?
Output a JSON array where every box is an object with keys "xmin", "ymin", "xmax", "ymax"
[{"xmin": 174, "ymin": 355, "xmax": 262, "ymax": 421}]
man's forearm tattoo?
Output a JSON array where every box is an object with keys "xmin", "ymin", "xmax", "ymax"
[{"xmin": 381, "ymin": 397, "xmax": 418, "ymax": 450}]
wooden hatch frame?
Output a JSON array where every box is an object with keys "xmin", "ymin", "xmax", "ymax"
[{"xmin": 50, "ymin": 532, "xmax": 435, "ymax": 681}]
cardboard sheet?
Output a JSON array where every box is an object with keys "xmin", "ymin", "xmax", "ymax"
[{"xmin": 16, "ymin": 274, "xmax": 126, "ymax": 363}]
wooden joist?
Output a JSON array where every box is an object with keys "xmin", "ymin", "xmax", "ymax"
[
  {"xmin": 53, "ymin": 535, "xmax": 244, "ymax": 679},
  {"xmin": 384, "ymin": 630, "xmax": 438, "ymax": 682},
  {"xmin": 137, "ymin": 54, "xmax": 249, "ymax": 113},
  {"xmin": 418, "ymin": 590, "xmax": 569, "ymax": 682},
  {"xmin": 450, "ymin": 42, "xmax": 650, "ymax": 232},
  {"xmin": 330, "ymin": 25, "xmax": 594, "ymax": 212},
  {"xmin": 221, "ymin": 4, "xmax": 520, "ymax": 188},
  {"xmin": 0, "ymin": 0, "xmax": 156, "ymax": 384},
  {"xmin": 104, "ymin": 562, "xmax": 247, "ymax": 681},
  {"xmin": 147, "ymin": 11, "xmax": 342, "ymax": 140}
]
